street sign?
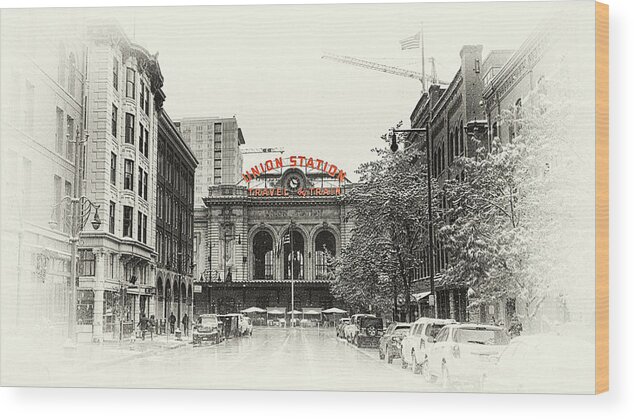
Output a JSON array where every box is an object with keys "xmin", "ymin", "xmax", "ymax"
[
  {"xmin": 194, "ymin": 285, "xmax": 202, "ymax": 293},
  {"xmin": 428, "ymin": 294, "xmax": 435, "ymax": 306}
]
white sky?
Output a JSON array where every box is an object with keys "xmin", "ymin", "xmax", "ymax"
[{"xmin": 42, "ymin": 2, "xmax": 559, "ymax": 180}]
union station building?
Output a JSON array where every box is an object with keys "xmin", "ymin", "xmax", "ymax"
[{"xmin": 192, "ymin": 166, "xmax": 352, "ymax": 316}]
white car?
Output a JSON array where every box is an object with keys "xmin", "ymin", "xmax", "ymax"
[
  {"xmin": 343, "ymin": 314, "xmax": 374, "ymax": 342},
  {"xmin": 428, "ymin": 323, "xmax": 510, "ymax": 389},
  {"xmin": 482, "ymin": 334, "xmax": 595, "ymax": 394},
  {"xmin": 400, "ymin": 317, "xmax": 456, "ymax": 376}
]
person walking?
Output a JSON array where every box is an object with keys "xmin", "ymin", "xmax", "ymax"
[
  {"xmin": 169, "ymin": 312, "xmax": 176, "ymax": 334},
  {"xmin": 509, "ymin": 314, "xmax": 523, "ymax": 338},
  {"xmin": 182, "ymin": 313, "xmax": 189, "ymax": 336},
  {"xmin": 148, "ymin": 315, "xmax": 156, "ymax": 340},
  {"xmin": 137, "ymin": 313, "xmax": 149, "ymax": 341}
]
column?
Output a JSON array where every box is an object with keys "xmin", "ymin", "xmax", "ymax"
[
  {"xmin": 449, "ymin": 290, "xmax": 456, "ymax": 321},
  {"xmin": 92, "ymin": 249, "xmax": 106, "ymax": 343}
]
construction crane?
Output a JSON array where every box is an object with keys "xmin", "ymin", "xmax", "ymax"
[
  {"xmin": 240, "ymin": 147, "xmax": 285, "ymax": 155},
  {"xmin": 322, "ymin": 52, "xmax": 449, "ymax": 88}
]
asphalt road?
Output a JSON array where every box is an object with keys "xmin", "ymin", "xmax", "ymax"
[{"xmin": 58, "ymin": 327, "xmax": 444, "ymax": 391}]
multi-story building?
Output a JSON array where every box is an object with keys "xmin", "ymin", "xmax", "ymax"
[
  {"xmin": 155, "ymin": 109, "xmax": 197, "ymax": 328},
  {"xmin": 76, "ymin": 21, "xmax": 165, "ymax": 342},
  {"xmin": 176, "ymin": 117, "xmax": 245, "ymax": 208},
  {"xmin": 0, "ymin": 12, "xmax": 86, "ymax": 339},
  {"xmin": 408, "ymin": 45, "xmax": 492, "ymax": 322}
]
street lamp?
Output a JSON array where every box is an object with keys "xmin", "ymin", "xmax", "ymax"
[
  {"xmin": 48, "ymin": 128, "xmax": 101, "ymax": 348},
  {"xmin": 386, "ymin": 123, "xmax": 437, "ymax": 317}
]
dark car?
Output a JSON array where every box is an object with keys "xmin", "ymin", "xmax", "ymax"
[
  {"xmin": 352, "ymin": 315, "xmax": 384, "ymax": 348},
  {"xmin": 379, "ymin": 322, "xmax": 411, "ymax": 363},
  {"xmin": 192, "ymin": 314, "xmax": 223, "ymax": 345}
]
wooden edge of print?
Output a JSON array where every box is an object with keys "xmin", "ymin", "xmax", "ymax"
[{"xmin": 595, "ymin": 1, "xmax": 609, "ymax": 395}]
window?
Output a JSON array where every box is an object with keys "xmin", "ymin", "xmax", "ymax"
[
  {"xmin": 56, "ymin": 108, "xmax": 64, "ymax": 154},
  {"xmin": 138, "ymin": 167, "xmax": 143, "ymax": 197},
  {"xmin": 459, "ymin": 121, "xmax": 464, "ymax": 154},
  {"xmin": 139, "ymin": 124, "xmax": 144, "ymax": 152},
  {"xmin": 124, "ymin": 159, "xmax": 134, "ymax": 190},
  {"xmin": 143, "ymin": 171, "xmax": 148, "ymax": 200},
  {"xmin": 66, "ymin": 116, "xmax": 75, "ymax": 161},
  {"xmin": 143, "ymin": 214, "xmax": 147, "ymax": 244},
  {"xmin": 113, "ymin": 57, "xmax": 119, "ymax": 90},
  {"xmin": 111, "ymin": 105, "xmax": 118, "ymax": 137},
  {"xmin": 126, "ymin": 68, "xmax": 135, "ymax": 99},
  {"xmin": 144, "ymin": 86, "xmax": 150, "ymax": 114},
  {"xmin": 123, "ymin": 206, "xmax": 133, "ymax": 237},
  {"xmin": 53, "ymin": 175, "xmax": 62, "ymax": 228},
  {"xmin": 140, "ymin": 81, "xmax": 145, "ymax": 112},
  {"xmin": 79, "ymin": 250, "xmax": 95, "ymax": 276},
  {"xmin": 137, "ymin": 211, "xmax": 143, "ymax": 242},
  {"xmin": 143, "ymin": 128, "xmax": 149, "ymax": 157},
  {"xmin": 109, "ymin": 201, "xmax": 116, "ymax": 234},
  {"xmin": 214, "ymin": 123, "xmax": 221, "ymax": 133},
  {"xmin": 125, "ymin": 113, "xmax": 135, "ymax": 144},
  {"xmin": 110, "ymin": 153, "xmax": 117, "ymax": 185},
  {"xmin": 214, "ymin": 176, "xmax": 221, "ymax": 185}
]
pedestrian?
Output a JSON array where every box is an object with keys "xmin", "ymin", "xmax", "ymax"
[
  {"xmin": 509, "ymin": 314, "xmax": 523, "ymax": 338},
  {"xmin": 169, "ymin": 311, "xmax": 176, "ymax": 334},
  {"xmin": 182, "ymin": 313, "xmax": 189, "ymax": 336},
  {"xmin": 149, "ymin": 315, "xmax": 155, "ymax": 340},
  {"xmin": 137, "ymin": 312, "xmax": 149, "ymax": 341}
]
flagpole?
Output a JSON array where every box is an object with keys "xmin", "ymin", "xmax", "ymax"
[
  {"xmin": 290, "ymin": 219, "xmax": 295, "ymax": 327},
  {"xmin": 421, "ymin": 22, "xmax": 426, "ymax": 92}
]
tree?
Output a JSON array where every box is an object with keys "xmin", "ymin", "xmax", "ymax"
[
  {"xmin": 439, "ymin": 76, "xmax": 592, "ymax": 331},
  {"xmin": 331, "ymin": 127, "xmax": 437, "ymax": 321}
]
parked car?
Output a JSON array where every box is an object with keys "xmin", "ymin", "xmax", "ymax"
[
  {"xmin": 400, "ymin": 317, "xmax": 456, "ymax": 375},
  {"xmin": 344, "ymin": 314, "xmax": 372, "ymax": 342},
  {"xmin": 482, "ymin": 334, "xmax": 595, "ymax": 394},
  {"xmin": 223, "ymin": 313, "xmax": 252, "ymax": 336},
  {"xmin": 378, "ymin": 322, "xmax": 411, "ymax": 363},
  {"xmin": 192, "ymin": 314, "xmax": 223, "ymax": 345},
  {"xmin": 336, "ymin": 318, "xmax": 350, "ymax": 338},
  {"xmin": 350, "ymin": 315, "xmax": 384, "ymax": 348},
  {"xmin": 428, "ymin": 324, "xmax": 510, "ymax": 389}
]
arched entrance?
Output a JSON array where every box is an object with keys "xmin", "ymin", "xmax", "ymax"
[
  {"xmin": 165, "ymin": 279, "xmax": 172, "ymax": 319},
  {"xmin": 180, "ymin": 282, "xmax": 186, "ymax": 324},
  {"xmin": 157, "ymin": 276, "xmax": 164, "ymax": 321},
  {"xmin": 315, "ymin": 230, "xmax": 336, "ymax": 280},
  {"xmin": 253, "ymin": 230, "xmax": 274, "ymax": 280},
  {"xmin": 284, "ymin": 230, "xmax": 304, "ymax": 280}
]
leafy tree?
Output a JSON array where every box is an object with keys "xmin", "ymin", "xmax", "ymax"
[{"xmin": 331, "ymin": 125, "xmax": 437, "ymax": 321}]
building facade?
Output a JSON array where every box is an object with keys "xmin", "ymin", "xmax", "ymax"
[
  {"xmin": 0, "ymin": 12, "xmax": 86, "ymax": 339},
  {"xmin": 76, "ymin": 21, "xmax": 165, "ymax": 342},
  {"xmin": 176, "ymin": 117, "xmax": 245, "ymax": 208},
  {"xmin": 193, "ymin": 166, "xmax": 351, "ymax": 318},
  {"xmin": 408, "ymin": 45, "xmax": 491, "ymax": 322},
  {"xmin": 155, "ymin": 109, "xmax": 197, "ymax": 329}
]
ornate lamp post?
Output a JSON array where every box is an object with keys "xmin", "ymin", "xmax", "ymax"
[
  {"xmin": 387, "ymin": 123, "xmax": 436, "ymax": 317},
  {"xmin": 49, "ymin": 128, "xmax": 101, "ymax": 348}
]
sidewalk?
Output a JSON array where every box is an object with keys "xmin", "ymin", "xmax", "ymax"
[{"xmin": 0, "ymin": 332, "xmax": 190, "ymax": 386}]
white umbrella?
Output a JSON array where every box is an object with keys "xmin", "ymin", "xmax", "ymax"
[
  {"xmin": 322, "ymin": 307, "xmax": 347, "ymax": 314},
  {"xmin": 241, "ymin": 306, "xmax": 266, "ymax": 313},
  {"xmin": 287, "ymin": 309, "xmax": 302, "ymax": 315},
  {"xmin": 267, "ymin": 309, "xmax": 286, "ymax": 315},
  {"xmin": 303, "ymin": 310, "xmax": 321, "ymax": 315}
]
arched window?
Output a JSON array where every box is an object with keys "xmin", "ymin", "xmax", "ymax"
[
  {"xmin": 253, "ymin": 230, "xmax": 274, "ymax": 280},
  {"xmin": 284, "ymin": 230, "xmax": 304, "ymax": 280},
  {"xmin": 67, "ymin": 53, "xmax": 76, "ymax": 97},
  {"xmin": 315, "ymin": 231, "xmax": 336, "ymax": 280},
  {"xmin": 58, "ymin": 43, "xmax": 66, "ymax": 86},
  {"xmin": 157, "ymin": 277, "xmax": 163, "ymax": 300},
  {"xmin": 454, "ymin": 127, "xmax": 460, "ymax": 156}
]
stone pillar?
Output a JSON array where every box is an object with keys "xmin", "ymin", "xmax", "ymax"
[
  {"xmin": 92, "ymin": 249, "xmax": 106, "ymax": 343},
  {"xmin": 449, "ymin": 290, "xmax": 456, "ymax": 320}
]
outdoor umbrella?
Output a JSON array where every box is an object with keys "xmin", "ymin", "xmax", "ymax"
[
  {"xmin": 241, "ymin": 306, "xmax": 266, "ymax": 314},
  {"xmin": 322, "ymin": 307, "xmax": 347, "ymax": 314},
  {"xmin": 287, "ymin": 310, "xmax": 302, "ymax": 315}
]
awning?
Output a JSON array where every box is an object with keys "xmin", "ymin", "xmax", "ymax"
[
  {"xmin": 413, "ymin": 292, "xmax": 431, "ymax": 302},
  {"xmin": 287, "ymin": 310, "xmax": 302, "ymax": 315},
  {"xmin": 303, "ymin": 310, "xmax": 321, "ymax": 316}
]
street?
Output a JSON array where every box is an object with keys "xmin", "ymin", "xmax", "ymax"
[{"xmin": 3, "ymin": 328, "xmax": 443, "ymax": 392}]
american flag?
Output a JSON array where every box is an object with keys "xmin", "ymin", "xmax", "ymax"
[{"xmin": 400, "ymin": 32, "xmax": 421, "ymax": 50}]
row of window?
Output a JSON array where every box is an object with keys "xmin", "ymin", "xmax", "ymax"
[
  {"xmin": 156, "ymin": 185, "xmax": 193, "ymax": 237},
  {"xmin": 112, "ymin": 58, "xmax": 151, "ymax": 116},
  {"xmin": 110, "ymin": 153, "xmax": 148, "ymax": 200},
  {"xmin": 55, "ymin": 107, "xmax": 76, "ymax": 162},
  {"xmin": 111, "ymin": 105, "xmax": 150, "ymax": 158},
  {"xmin": 111, "ymin": 202, "xmax": 148, "ymax": 243},
  {"xmin": 57, "ymin": 46, "xmax": 78, "ymax": 99},
  {"xmin": 157, "ymin": 142, "xmax": 194, "ymax": 204},
  {"xmin": 52, "ymin": 174, "xmax": 72, "ymax": 234},
  {"xmin": 156, "ymin": 230, "xmax": 192, "ymax": 275}
]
